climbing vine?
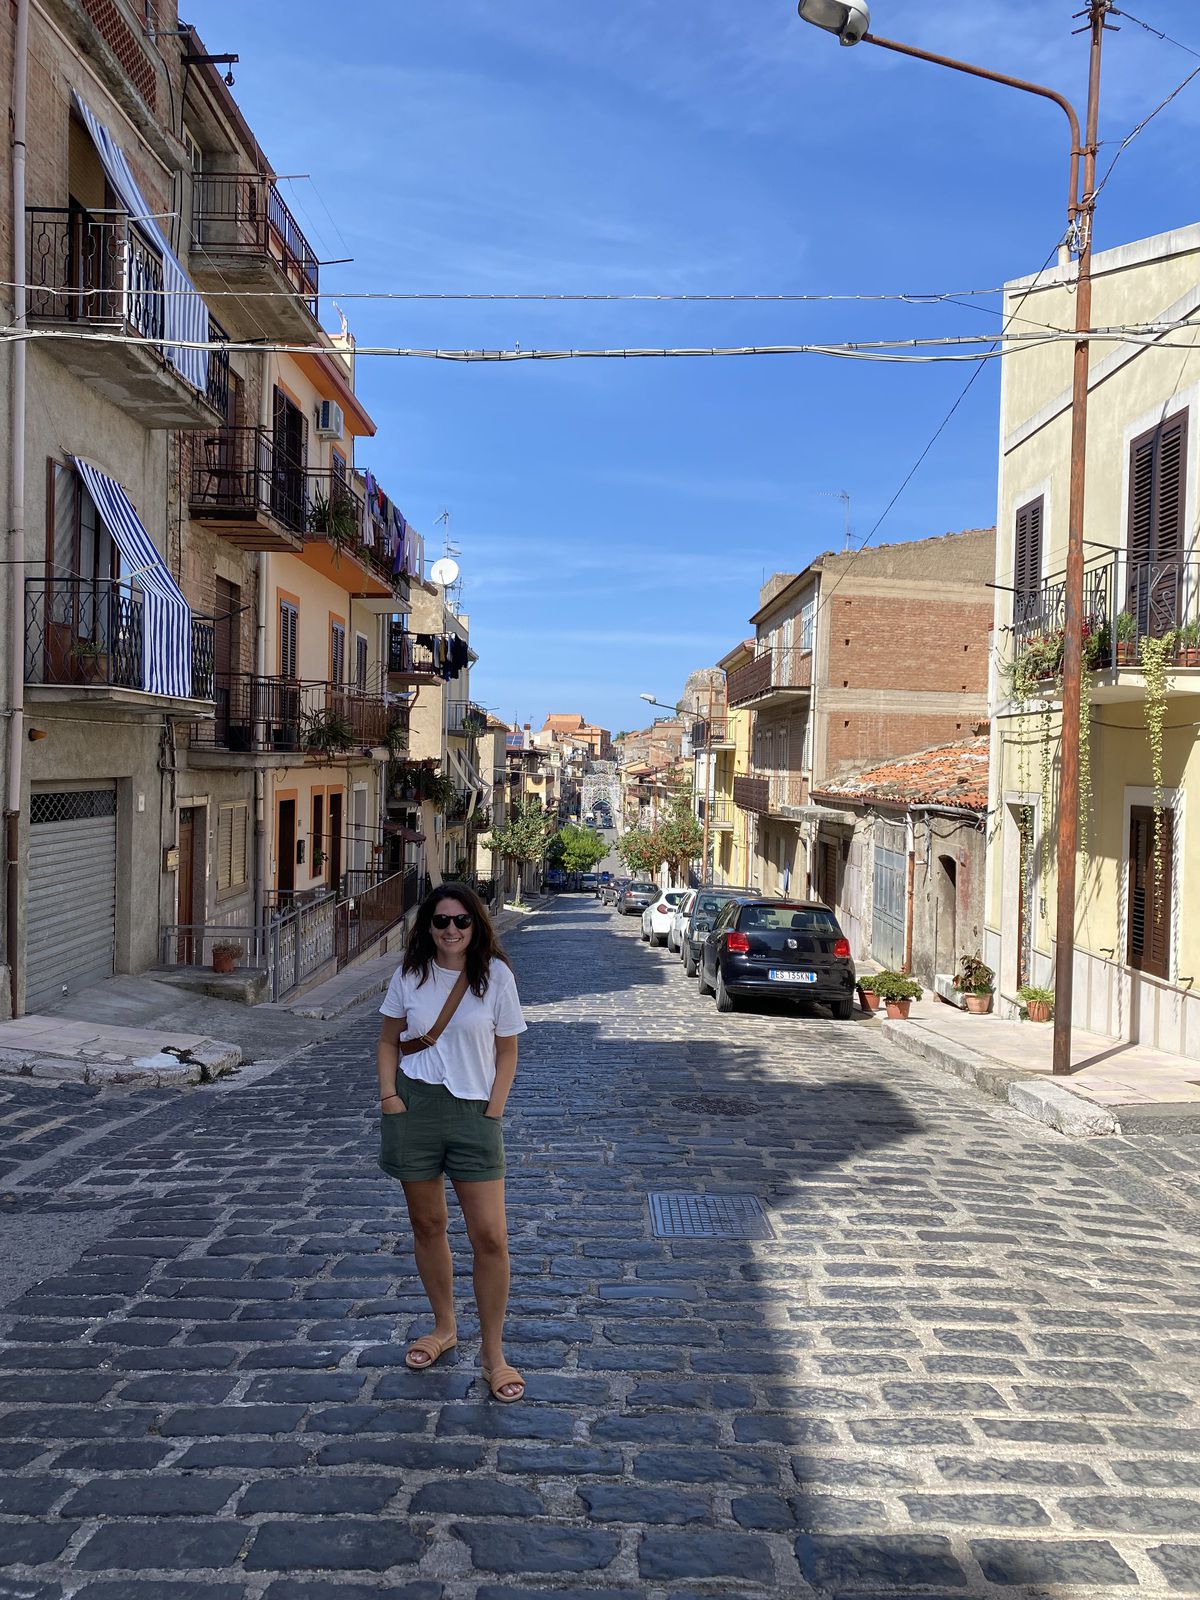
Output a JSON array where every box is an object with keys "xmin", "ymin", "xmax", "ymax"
[{"xmin": 1141, "ymin": 629, "xmax": 1175, "ymax": 874}]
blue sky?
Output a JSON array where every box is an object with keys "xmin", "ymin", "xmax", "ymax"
[{"xmin": 195, "ymin": 0, "xmax": 1200, "ymax": 733}]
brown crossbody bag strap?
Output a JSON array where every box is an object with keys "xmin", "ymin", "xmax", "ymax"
[{"xmin": 399, "ymin": 970, "xmax": 470, "ymax": 1057}]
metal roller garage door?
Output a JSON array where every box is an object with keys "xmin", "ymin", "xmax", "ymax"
[{"xmin": 28, "ymin": 788, "xmax": 117, "ymax": 1011}]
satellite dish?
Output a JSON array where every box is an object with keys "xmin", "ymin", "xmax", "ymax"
[{"xmin": 430, "ymin": 557, "xmax": 459, "ymax": 588}]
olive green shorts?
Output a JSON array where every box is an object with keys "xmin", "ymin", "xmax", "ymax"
[{"xmin": 379, "ymin": 1070, "xmax": 505, "ymax": 1184}]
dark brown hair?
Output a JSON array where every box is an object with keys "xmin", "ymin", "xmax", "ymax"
[{"xmin": 402, "ymin": 881, "xmax": 509, "ymax": 999}]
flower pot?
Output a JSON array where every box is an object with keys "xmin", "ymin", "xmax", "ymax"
[
  {"xmin": 1025, "ymin": 999, "xmax": 1052, "ymax": 1023},
  {"xmin": 212, "ymin": 949, "xmax": 236, "ymax": 975},
  {"xmin": 964, "ymin": 992, "xmax": 993, "ymax": 1015},
  {"xmin": 884, "ymin": 999, "xmax": 911, "ymax": 1020},
  {"xmin": 860, "ymin": 989, "xmax": 881, "ymax": 1013},
  {"xmin": 1116, "ymin": 642, "xmax": 1135, "ymax": 666},
  {"xmin": 1180, "ymin": 648, "xmax": 1200, "ymax": 668}
]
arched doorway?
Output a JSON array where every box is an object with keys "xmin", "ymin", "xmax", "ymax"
[{"xmin": 935, "ymin": 853, "xmax": 957, "ymax": 976}]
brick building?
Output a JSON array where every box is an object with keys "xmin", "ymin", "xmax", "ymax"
[{"xmin": 727, "ymin": 531, "xmax": 995, "ymax": 910}]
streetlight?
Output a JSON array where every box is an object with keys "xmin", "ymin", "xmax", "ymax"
[{"xmin": 797, "ymin": 1, "xmax": 1111, "ymax": 1078}]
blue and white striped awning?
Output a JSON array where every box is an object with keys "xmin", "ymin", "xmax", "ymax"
[
  {"xmin": 74, "ymin": 458, "xmax": 192, "ymax": 700},
  {"xmin": 71, "ymin": 92, "xmax": 209, "ymax": 395}
]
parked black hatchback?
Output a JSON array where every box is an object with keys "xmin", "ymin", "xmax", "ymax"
[{"xmin": 699, "ymin": 897, "xmax": 856, "ymax": 1018}]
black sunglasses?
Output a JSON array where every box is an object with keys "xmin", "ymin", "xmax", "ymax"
[{"xmin": 431, "ymin": 912, "xmax": 473, "ymax": 930}]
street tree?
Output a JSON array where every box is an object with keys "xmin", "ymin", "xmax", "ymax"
[
  {"xmin": 483, "ymin": 799, "xmax": 556, "ymax": 906},
  {"xmin": 557, "ymin": 823, "xmax": 608, "ymax": 877},
  {"xmin": 658, "ymin": 784, "xmax": 703, "ymax": 886},
  {"xmin": 617, "ymin": 828, "xmax": 664, "ymax": 880}
]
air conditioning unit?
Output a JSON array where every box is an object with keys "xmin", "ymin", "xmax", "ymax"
[{"xmin": 316, "ymin": 400, "xmax": 344, "ymax": 440}]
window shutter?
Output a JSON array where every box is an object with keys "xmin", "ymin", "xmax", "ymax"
[
  {"xmin": 356, "ymin": 635, "xmax": 368, "ymax": 692},
  {"xmin": 1156, "ymin": 413, "xmax": 1186, "ymax": 564},
  {"xmin": 280, "ymin": 601, "xmax": 298, "ymax": 679},
  {"xmin": 331, "ymin": 623, "xmax": 345, "ymax": 684},
  {"xmin": 1128, "ymin": 805, "xmax": 1172, "ymax": 980},
  {"xmin": 1128, "ymin": 430, "xmax": 1156, "ymax": 568},
  {"xmin": 217, "ymin": 805, "xmax": 233, "ymax": 892},
  {"xmin": 231, "ymin": 805, "xmax": 248, "ymax": 889},
  {"xmin": 1014, "ymin": 497, "xmax": 1042, "ymax": 594}
]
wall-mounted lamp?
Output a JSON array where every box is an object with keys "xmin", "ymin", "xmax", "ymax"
[
  {"xmin": 27, "ymin": 727, "xmax": 47, "ymax": 742},
  {"xmin": 183, "ymin": 51, "xmax": 239, "ymax": 87}
]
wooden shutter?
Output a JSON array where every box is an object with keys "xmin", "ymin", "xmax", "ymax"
[
  {"xmin": 356, "ymin": 635, "xmax": 368, "ymax": 692},
  {"xmin": 1128, "ymin": 411, "xmax": 1188, "ymax": 567},
  {"xmin": 230, "ymin": 805, "xmax": 248, "ymax": 889},
  {"xmin": 1013, "ymin": 497, "xmax": 1043, "ymax": 595},
  {"xmin": 279, "ymin": 600, "xmax": 298, "ymax": 679},
  {"xmin": 330, "ymin": 622, "xmax": 346, "ymax": 684},
  {"xmin": 217, "ymin": 805, "xmax": 233, "ymax": 891},
  {"xmin": 1128, "ymin": 805, "xmax": 1172, "ymax": 980},
  {"xmin": 214, "ymin": 577, "xmax": 239, "ymax": 679}
]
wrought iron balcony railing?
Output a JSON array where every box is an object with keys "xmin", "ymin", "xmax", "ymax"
[
  {"xmin": 25, "ymin": 578, "xmax": 214, "ymax": 700},
  {"xmin": 388, "ymin": 624, "xmax": 442, "ymax": 678},
  {"xmin": 691, "ymin": 715, "xmax": 732, "ymax": 748},
  {"xmin": 26, "ymin": 206, "xmax": 229, "ymax": 409},
  {"xmin": 1012, "ymin": 554, "xmax": 1200, "ymax": 678},
  {"xmin": 447, "ymin": 699, "xmax": 489, "ymax": 736},
  {"xmin": 727, "ymin": 647, "xmax": 812, "ymax": 707},
  {"xmin": 191, "ymin": 674, "xmax": 389, "ymax": 754},
  {"xmin": 192, "ymin": 172, "xmax": 319, "ymax": 315}
]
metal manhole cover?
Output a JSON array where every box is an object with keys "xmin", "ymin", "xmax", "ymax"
[
  {"xmin": 648, "ymin": 1191, "xmax": 775, "ymax": 1240},
  {"xmin": 671, "ymin": 1094, "xmax": 754, "ymax": 1118}
]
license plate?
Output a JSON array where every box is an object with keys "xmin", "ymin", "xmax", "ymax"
[{"xmin": 769, "ymin": 969, "xmax": 817, "ymax": 984}]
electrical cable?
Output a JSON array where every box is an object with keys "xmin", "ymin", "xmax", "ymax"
[
  {"xmin": 1113, "ymin": 7, "xmax": 1200, "ymax": 59},
  {"xmin": 1091, "ymin": 59, "xmax": 1200, "ymax": 202}
]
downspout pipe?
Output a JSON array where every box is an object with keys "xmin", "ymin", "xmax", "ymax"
[{"xmin": 7, "ymin": 0, "xmax": 30, "ymax": 1017}]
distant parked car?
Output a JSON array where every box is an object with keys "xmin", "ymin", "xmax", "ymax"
[
  {"xmin": 667, "ymin": 889, "xmax": 696, "ymax": 953},
  {"xmin": 602, "ymin": 877, "xmax": 629, "ymax": 907},
  {"xmin": 679, "ymin": 885, "xmax": 757, "ymax": 976},
  {"xmin": 698, "ymin": 897, "xmax": 856, "ymax": 1018},
  {"xmin": 579, "ymin": 873, "xmax": 600, "ymax": 894},
  {"xmin": 641, "ymin": 889, "xmax": 688, "ymax": 946},
  {"xmin": 618, "ymin": 880, "xmax": 659, "ymax": 916}
]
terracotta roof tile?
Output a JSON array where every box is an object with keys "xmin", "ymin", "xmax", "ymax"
[{"xmin": 813, "ymin": 735, "xmax": 990, "ymax": 812}]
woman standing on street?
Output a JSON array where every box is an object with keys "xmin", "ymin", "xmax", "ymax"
[{"xmin": 376, "ymin": 882, "xmax": 527, "ymax": 1401}]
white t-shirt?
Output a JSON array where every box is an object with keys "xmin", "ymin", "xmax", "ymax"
[{"xmin": 379, "ymin": 958, "xmax": 527, "ymax": 1100}]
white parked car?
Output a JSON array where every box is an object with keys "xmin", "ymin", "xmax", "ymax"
[
  {"xmin": 641, "ymin": 889, "xmax": 688, "ymax": 947},
  {"xmin": 668, "ymin": 889, "xmax": 696, "ymax": 954}
]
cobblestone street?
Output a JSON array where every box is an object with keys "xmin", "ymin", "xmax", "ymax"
[{"xmin": 4, "ymin": 895, "xmax": 1200, "ymax": 1597}]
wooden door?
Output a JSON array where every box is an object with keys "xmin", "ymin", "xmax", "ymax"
[
  {"xmin": 329, "ymin": 792, "xmax": 344, "ymax": 890},
  {"xmin": 177, "ymin": 808, "xmax": 197, "ymax": 963},
  {"xmin": 1017, "ymin": 806, "xmax": 1035, "ymax": 990},
  {"xmin": 277, "ymin": 798, "xmax": 296, "ymax": 898}
]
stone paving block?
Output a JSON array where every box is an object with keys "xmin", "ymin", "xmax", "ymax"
[
  {"xmin": 174, "ymin": 1441, "xmax": 312, "ymax": 1469},
  {"xmin": 61, "ymin": 1476, "xmax": 240, "ymax": 1517},
  {"xmin": 901, "ymin": 1491, "xmax": 1051, "ymax": 1528},
  {"xmin": 792, "ymin": 1454, "xmax": 917, "ymax": 1488},
  {"xmin": 633, "ymin": 1447, "xmax": 780, "ymax": 1486},
  {"xmin": 0, "ymin": 1473, "xmax": 69, "ymax": 1514},
  {"xmin": 316, "ymin": 1438, "xmax": 483, "ymax": 1471},
  {"xmin": 1148, "ymin": 1543, "xmax": 1200, "ymax": 1591},
  {"xmin": 452, "ymin": 1522, "xmax": 620, "ymax": 1573},
  {"xmin": 74, "ymin": 1520, "xmax": 248, "ymax": 1571},
  {"xmin": 975, "ymin": 1417, "xmax": 1106, "ymax": 1444},
  {"xmin": 933, "ymin": 1455, "xmax": 1104, "ymax": 1487},
  {"xmin": 243, "ymin": 1518, "xmax": 425, "ymax": 1571},
  {"xmin": 796, "ymin": 1533, "xmax": 969, "ymax": 1590},
  {"xmin": 971, "ymin": 1537, "xmax": 1139, "ymax": 1586},
  {"xmin": 71, "ymin": 1585, "xmax": 247, "ymax": 1600},
  {"xmin": 1062, "ymin": 1493, "xmax": 1200, "ymax": 1532},
  {"xmin": 638, "ymin": 1529, "xmax": 774, "ymax": 1581},
  {"xmin": 236, "ymin": 1476, "xmax": 398, "ymax": 1514},
  {"xmin": 1113, "ymin": 1457, "xmax": 1200, "ymax": 1487},
  {"xmin": 579, "ymin": 1484, "xmax": 710, "ymax": 1523}
]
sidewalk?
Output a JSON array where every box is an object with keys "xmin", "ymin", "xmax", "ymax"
[
  {"xmin": 0, "ymin": 895, "xmax": 551, "ymax": 1085},
  {"xmin": 880, "ymin": 994, "xmax": 1200, "ymax": 1137}
]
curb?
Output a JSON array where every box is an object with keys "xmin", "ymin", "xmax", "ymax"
[
  {"xmin": 880, "ymin": 1020, "xmax": 1121, "ymax": 1138},
  {"xmin": 0, "ymin": 1037, "xmax": 241, "ymax": 1089}
]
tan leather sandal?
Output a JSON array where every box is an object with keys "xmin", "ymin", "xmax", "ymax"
[
  {"xmin": 404, "ymin": 1332, "xmax": 458, "ymax": 1370},
  {"xmin": 482, "ymin": 1362, "xmax": 525, "ymax": 1403}
]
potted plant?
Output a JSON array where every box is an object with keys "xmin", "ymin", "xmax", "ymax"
[
  {"xmin": 68, "ymin": 637, "xmax": 108, "ymax": 685},
  {"xmin": 1115, "ymin": 610, "xmax": 1136, "ymax": 666},
  {"xmin": 953, "ymin": 953, "xmax": 995, "ymax": 1015},
  {"xmin": 211, "ymin": 939, "xmax": 241, "ymax": 975},
  {"xmin": 1178, "ymin": 618, "xmax": 1200, "ymax": 668},
  {"xmin": 307, "ymin": 487, "xmax": 359, "ymax": 553},
  {"xmin": 302, "ymin": 706, "xmax": 355, "ymax": 757},
  {"xmin": 873, "ymin": 970, "xmax": 923, "ymax": 1020},
  {"xmin": 858, "ymin": 974, "xmax": 881, "ymax": 1012},
  {"xmin": 1017, "ymin": 984, "xmax": 1054, "ymax": 1023}
]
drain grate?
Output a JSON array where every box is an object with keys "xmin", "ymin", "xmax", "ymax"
[
  {"xmin": 648, "ymin": 1191, "xmax": 775, "ymax": 1240},
  {"xmin": 671, "ymin": 1094, "xmax": 755, "ymax": 1118}
]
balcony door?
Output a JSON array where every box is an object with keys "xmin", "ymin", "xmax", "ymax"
[
  {"xmin": 271, "ymin": 386, "xmax": 307, "ymax": 530},
  {"xmin": 1127, "ymin": 411, "xmax": 1187, "ymax": 639},
  {"xmin": 44, "ymin": 462, "xmax": 119, "ymax": 684}
]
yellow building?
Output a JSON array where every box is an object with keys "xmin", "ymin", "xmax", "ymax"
[
  {"xmin": 717, "ymin": 640, "xmax": 756, "ymax": 886},
  {"xmin": 986, "ymin": 223, "xmax": 1200, "ymax": 1058}
]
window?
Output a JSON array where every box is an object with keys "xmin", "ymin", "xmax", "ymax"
[
  {"xmin": 356, "ymin": 634, "xmax": 368, "ymax": 692},
  {"xmin": 279, "ymin": 599, "xmax": 298, "ymax": 679},
  {"xmin": 799, "ymin": 597, "xmax": 815, "ymax": 654},
  {"xmin": 330, "ymin": 621, "xmax": 346, "ymax": 684},
  {"xmin": 312, "ymin": 793, "xmax": 325, "ymax": 877},
  {"xmin": 216, "ymin": 804, "xmax": 248, "ymax": 892},
  {"xmin": 1013, "ymin": 496, "xmax": 1043, "ymax": 606},
  {"xmin": 1129, "ymin": 412, "xmax": 1187, "ymax": 570},
  {"xmin": 214, "ymin": 577, "xmax": 240, "ymax": 680},
  {"xmin": 1128, "ymin": 805, "xmax": 1173, "ymax": 979}
]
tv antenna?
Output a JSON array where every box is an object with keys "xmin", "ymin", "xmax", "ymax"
[{"xmin": 820, "ymin": 489, "xmax": 853, "ymax": 550}]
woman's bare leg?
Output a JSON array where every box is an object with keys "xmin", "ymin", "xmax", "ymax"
[
  {"xmin": 453, "ymin": 1178, "xmax": 522, "ymax": 1398},
  {"xmin": 401, "ymin": 1177, "xmax": 457, "ymax": 1363}
]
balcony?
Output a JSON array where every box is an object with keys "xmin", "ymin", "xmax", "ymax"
[
  {"xmin": 189, "ymin": 675, "xmax": 390, "ymax": 765},
  {"xmin": 733, "ymin": 772, "xmax": 810, "ymax": 816},
  {"xmin": 300, "ymin": 472, "xmax": 406, "ymax": 608},
  {"xmin": 447, "ymin": 700, "xmax": 489, "ymax": 738},
  {"xmin": 691, "ymin": 715, "xmax": 734, "ymax": 749},
  {"xmin": 1012, "ymin": 554, "xmax": 1200, "ymax": 704},
  {"xmin": 188, "ymin": 426, "xmax": 305, "ymax": 552},
  {"xmin": 26, "ymin": 206, "xmax": 228, "ymax": 429},
  {"xmin": 388, "ymin": 624, "xmax": 442, "ymax": 683},
  {"xmin": 24, "ymin": 578, "xmax": 214, "ymax": 712},
  {"xmin": 727, "ymin": 646, "xmax": 812, "ymax": 710},
  {"xmin": 697, "ymin": 797, "xmax": 734, "ymax": 831},
  {"xmin": 190, "ymin": 172, "xmax": 319, "ymax": 341}
]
